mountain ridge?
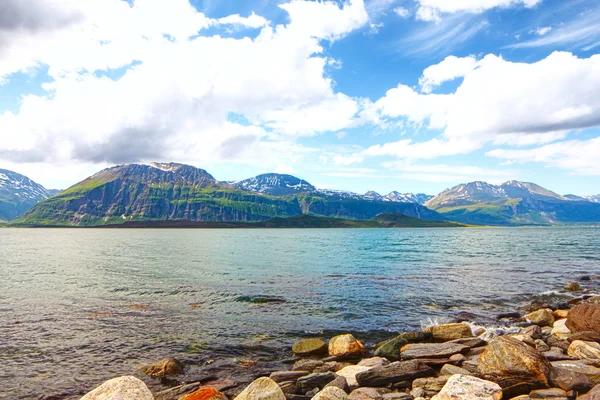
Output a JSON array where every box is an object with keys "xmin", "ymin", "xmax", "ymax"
[{"xmin": 0, "ymin": 169, "xmax": 59, "ymax": 221}]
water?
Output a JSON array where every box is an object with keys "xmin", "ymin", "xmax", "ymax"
[{"xmin": 1, "ymin": 227, "xmax": 599, "ymax": 399}]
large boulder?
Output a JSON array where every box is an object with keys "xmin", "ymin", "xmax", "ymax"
[
  {"xmin": 550, "ymin": 363, "xmax": 594, "ymax": 392},
  {"xmin": 400, "ymin": 342, "xmax": 469, "ymax": 360},
  {"xmin": 329, "ymin": 334, "xmax": 365, "ymax": 358},
  {"xmin": 312, "ymin": 386, "xmax": 349, "ymax": 400},
  {"xmin": 424, "ymin": 323, "xmax": 474, "ymax": 342},
  {"xmin": 477, "ymin": 336, "xmax": 552, "ymax": 396},
  {"xmin": 181, "ymin": 387, "xmax": 228, "ymax": 400},
  {"xmin": 80, "ymin": 376, "xmax": 153, "ymax": 400},
  {"xmin": 140, "ymin": 357, "xmax": 184, "ymax": 377},
  {"xmin": 234, "ymin": 377, "xmax": 286, "ymax": 400},
  {"xmin": 568, "ymin": 340, "xmax": 600, "ymax": 360},
  {"xmin": 293, "ymin": 339, "xmax": 328, "ymax": 357},
  {"xmin": 431, "ymin": 375, "xmax": 502, "ymax": 400},
  {"xmin": 355, "ymin": 360, "xmax": 434, "ymax": 386},
  {"xmin": 551, "ymin": 361, "xmax": 600, "ymax": 385},
  {"xmin": 566, "ymin": 304, "xmax": 600, "ymax": 333}
]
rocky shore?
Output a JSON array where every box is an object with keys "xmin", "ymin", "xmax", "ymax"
[{"xmin": 76, "ymin": 282, "xmax": 600, "ymax": 400}]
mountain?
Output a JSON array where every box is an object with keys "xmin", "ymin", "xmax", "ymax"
[
  {"xmin": 0, "ymin": 169, "xmax": 59, "ymax": 221},
  {"xmin": 15, "ymin": 163, "xmax": 444, "ymax": 226},
  {"xmin": 384, "ymin": 191, "xmax": 434, "ymax": 205},
  {"xmin": 231, "ymin": 173, "xmax": 315, "ymax": 196},
  {"xmin": 426, "ymin": 180, "xmax": 600, "ymax": 225},
  {"xmin": 565, "ymin": 194, "xmax": 600, "ymax": 203}
]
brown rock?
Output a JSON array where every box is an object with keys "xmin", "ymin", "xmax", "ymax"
[
  {"xmin": 550, "ymin": 364, "xmax": 594, "ymax": 392},
  {"xmin": 477, "ymin": 336, "xmax": 552, "ymax": 395},
  {"xmin": 529, "ymin": 388, "xmax": 567, "ymax": 399},
  {"xmin": 234, "ymin": 377, "xmax": 286, "ymax": 400},
  {"xmin": 141, "ymin": 358, "xmax": 184, "ymax": 378},
  {"xmin": 567, "ymin": 341, "xmax": 600, "ymax": 360},
  {"xmin": 325, "ymin": 376, "xmax": 350, "ymax": 393},
  {"xmin": 329, "ymin": 335, "xmax": 365, "ymax": 358},
  {"xmin": 566, "ymin": 304, "xmax": 600, "ymax": 334},
  {"xmin": 297, "ymin": 373, "xmax": 337, "ymax": 394},
  {"xmin": 294, "ymin": 360, "xmax": 324, "ymax": 372},
  {"xmin": 579, "ymin": 385, "xmax": 600, "ymax": 400},
  {"xmin": 355, "ymin": 360, "xmax": 434, "ymax": 387},
  {"xmin": 524, "ymin": 309, "xmax": 555, "ymax": 327},
  {"xmin": 424, "ymin": 323, "xmax": 474, "ymax": 342},
  {"xmin": 522, "ymin": 325, "xmax": 544, "ymax": 339},
  {"xmin": 553, "ymin": 310, "xmax": 569, "ymax": 319},
  {"xmin": 312, "ymin": 386, "xmax": 349, "ymax": 400},
  {"xmin": 565, "ymin": 282, "xmax": 581, "ymax": 292},
  {"xmin": 181, "ymin": 388, "xmax": 228, "ymax": 400},
  {"xmin": 293, "ymin": 339, "xmax": 328, "ymax": 357},
  {"xmin": 441, "ymin": 363, "xmax": 472, "ymax": 375},
  {"xmin": 412, "ymin": 376, "xmax": 449, "ymax": 395},
  {"xmin": 568, "ymin": 332, "xmax": 600, "ymax": 344},
  {"xmin": 348, "ymin": 388, "xmax": 383, "ymax": 400},
  {"xmin": 270, "ymin": 371, "xmax": 310, "ymax": 383},
  {"xmin": 551, "ymin": 361, "xmax": 600, "ymax": 385},
  {"xmin": 400, "ymin": 342, "xmax": 469, "ymax": 360},
  {"xmin": 358, "ymin": 358, "xmax": 390, "ymax": 369}
]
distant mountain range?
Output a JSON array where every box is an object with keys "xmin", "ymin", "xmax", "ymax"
[
  {"xmin": 0, "ymin": 169, "xmax": 59, "ymax": 222},
  {"xmin": 2, "ymin": 163, "xmax": 600, "ymax": 226}
]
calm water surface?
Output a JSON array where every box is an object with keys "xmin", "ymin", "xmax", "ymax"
[{"xmin": 1, "ymin": 227, "xmax": 599, "ymax": 399}]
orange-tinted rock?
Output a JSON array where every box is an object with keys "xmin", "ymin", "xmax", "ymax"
[
  {"xmin": 566, "ymin": 304, "xmax": 600, "ymax": 333},
  {"xmin": 329, "ymin": 334, "xmax": 365, "ymax": 357},
  {"xmin": 181, "ymin": 387, "xmax": 228, "ymax": 400}
]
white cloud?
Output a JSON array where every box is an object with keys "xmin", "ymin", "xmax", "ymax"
[
  {"xmin": 534, "ymin": 26, "xmax": 552, "ymax": 36},
  {"xmin": 416, "ymin": 0, "xmax": 542, "ymax": 21},
  {"xmin": 381, "ymin": 161, "xmax": 519, "ymax": 183},
  {"xmin": 333, "ymin": 154, "xmax": 364, "ymax": 165},
  {"xmin": 0, "ymin": 0, "xmax": 369, "ymax": 173},
  {"xmin": 487, "ymin": 137, "xmax": 600, "ymax": 176},
  {"xmin": 394, "ymin": 7, "xmax": 410, "ymax": 18},
  {"xmin": 418, "ymin": 55, "xmax": 478, "ymax": 93}
]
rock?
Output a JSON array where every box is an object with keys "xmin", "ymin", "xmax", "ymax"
[
  {"xmin": 382, "ymin": 393, "xmax": 412, "ymax": 400},
  {"xmin": 535, "ymin": 340, "xmax": 551, "ymax": 353},
  {"xmin": 348, "ymin": 388, "xmax": 383, "ymax": 400},
  {"xmin": 315, "ymin": 362, "xmax": 345, "ymax": 373},
  {"xmin": 355, "ymin": 360, "xmax": 434, "ymax": 387},
  {"xmin": 140, "ymin": 357, "xmax": 184, "ymax": 377},
  {"xmin": 337, "ymin": 366, "xmax": 372, "ymax": 390},
  {"xmin": 312, "ymin": 386, "xmax": 349, "ymax": 400},
  {"xmin": 398, "ymin": 332, "xmax": 433, "ymax": 343},
  {"xmin": 325, "ymin": 376, "xmax": 350, "ymax": 393},
  {"xmin": 510, "ymin": 334, "xmax": 537, "ymax": 347},
  {"xmin": 524, "ymin": 309, "xmax": 555, "ymax": 327},
  {"xmin": 307, "ymin": 388, "xmax": 321, "ymax": 397},
  {"xmin": 235, "ymin": 377, "xmax": 286, "ymax": 400},
  {"xmin": 271, "ymin": 371, "xmax": 311, "ymax": 383},
  {"xmin": 566, "ymin": 304, "xmax": 600, "ymax": 334},
  {"xmin": 568, "ymin": 332, "xmax": 600, "ymax": 344},
  {"xmin": 297, "ymin": 373, "xmax": 338, "ymax": 394},
  {"xmin": 294, "ymin": 339, "xmax": 329, "ymax": 357},
  {"xmin": 550, "ymin": 364, "xmax": 594, "ymax": 392},
  {"xmin": 521, "ymin": 325, "xmax": 544, "ymax": 340},
  {"xmin": 181, "ymin": 388, "xmax": 228, "ymax": 400},
  {"xmin": 329, "ymin": 335, "xmax": 365, "ymax": 358},
  {"xmin": 413, "ymin": 376, "xmax": 449, "ymax": 395},
  {"xmin": 279, "ymin": 381, "xmax": 298, "ymax": 395},
  {"xmin": 431, "ymin": 375, "xmax": 502, "ymax": 400},
  {"xmin": 295, "ymin": 360, "xmax": 325, "ymax": 372},
  {"xmin": 542, "ymin": 347, "xmax": 573, "ymax": 361},
  {"xmin": 552, "ymin": 320, "xmax": 572, "ymax": 340},
  {"xmin": 567, "ymin": 341, "xmax": 600, "ymax": 360},
  {"xmin": 547, "ymin": 336, "xmax": 571, "ymax": 351},
  {"xmin": 529, "ymin": 388, "xmax": 567, "ymax": 399},
  {"xmin": 451, "ymin": 353, "xmax": 469, "ymax": 363},
  {"xmin": 498, "ymin": 312, "xmax": 523, "ymax": 320},
  {"xmin": 477, "ymin": 336, "xmax": 552, "ymax": 395},
  {"xmin": 400, "ymin": 343, "xmax": 469, "ymax": 360},
  {"xmin": 80, "ymin": 376, "xmax": 153, "ymax": 400},
  {"xmin": 424, "ymin": 323, "xmax": 474, "ymax": 342},
  {"xmin": 553, "ymin": 310, "xmax": 569, "ymax": 320},
  {"xmin": 359, "ymin": 358, "xmax": 390, "ymax": 369},
  {"xmin": 411, "ymin": 388, "xmax": 425, "ymax": 399},
  {"xmin": 375, "ymin": 337, "xmax": 408, "ymax": 361},
  {"xmin": 441, "ymin": 364, "xmax": 472, "ymax": 375},
  {"xmin": 552, "ymin": 361, "xmax": 600, "ymax": 385},
  {"xmin": 565, "ymin": 282, "xmax": 581, "ymax": 292},
  {"xmin": 579, "ymin": 385, "xmax": 600, "ymax": 400}
]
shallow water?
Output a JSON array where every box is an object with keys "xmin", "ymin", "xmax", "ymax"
[{"xmin": 1, "ymin": 227, "xmax": 599, "ymax": 399}]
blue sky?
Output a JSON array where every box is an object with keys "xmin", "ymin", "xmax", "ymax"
[{"xmin": 1, "ymin": 0, "xmax": 599, "ymax": 196}]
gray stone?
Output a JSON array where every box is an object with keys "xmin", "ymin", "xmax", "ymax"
[
  {"xmin": 297, "ymin": 373, "xmax": 338, "ymax": 394},
  {"xmin": 431, "ymin": 375, "xmax": 502, "ymax": 400},
  {"xmin": 400, "ymin": 343, "xmax": 469, "ymax": 360},
  {"xmin": 80, "ymin": 376, "xmax": 154, "ymax": 400},
  {"xmin": 355, "ymin": 360, "xmax": 434, "ymax": 387},
  {"xmin": 441, "ymin": 363, "xmax": 472, "ymax": 376},
  {"xmin": 235, "ymin": 377, "xmax": 286, "ymax": 400},
  {"xmin": 271, "ymin": 371, "xmax": 311, "ymax": 383},
  {"xmin": 312, "ymin": 386, "xmax": 349, "ymax": 400}
]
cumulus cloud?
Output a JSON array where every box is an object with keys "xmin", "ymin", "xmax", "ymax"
[
  {"xmin": 0, "ymin": 0, "xmax": 369, "ymax": 172},
  {"xmin": 394, "ymin": 7, "xmax": 410, "ymax": 18},
  {"xmin": 415, "ymin": 0, "xmax": 542, "ymax": 21},
  {"xmin": 418, "ymin": 55, "xmax": 478, "ymax": 93}
]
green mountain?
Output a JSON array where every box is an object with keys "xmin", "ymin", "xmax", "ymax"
[
  {"xmin": 14, "ymin": 163, "xmax": 444, "ymax": 226},
  {"xmin": 425, "ymin": 180, "xmax": 600, "ymax": 225},
  {"xmin": 0, "ymin": 169, "xmax": 60, "ymax": 222}
]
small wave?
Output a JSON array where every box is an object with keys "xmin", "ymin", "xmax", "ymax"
[{"xmin": 235, "ymin": 295, "xmax": 287, "ymax": 304}]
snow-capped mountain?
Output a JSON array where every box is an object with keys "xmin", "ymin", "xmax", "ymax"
[
  {"xmin": 565, "ymin": 194, "xmax": 600, "ymax": 203},
  {"xmin": 230, "ymin": 173, "xmax": 316, "ymax": 196},
  {"xmin": 384, "ymin": 191, "xmax": 434, "ymax": 205},
  {"xmin": 0, "ymin": 169, "xmax": 60, "ymax": 221}
]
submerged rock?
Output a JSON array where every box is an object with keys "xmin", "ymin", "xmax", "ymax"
[
  {"xmin": 477, "ymin": 336, "xmax": 552, "ymax": 396},
  {"xmin": 234, "ymin": 377, "xmax": 286, "ymax": 400},
  {"xmin": 329, "ymin": 335, "xmax": 365, "ymax": 358},
  {"xmin": 566, "ymin": 304, "xmax": 600, "ymax": 333},
  {"xmin": 140, "ymin": 357, "xmax": 184, "ymax": 378},
  {"xmin": 565, "ymin": 282, "xmax": 581, "ymax": 292},
  {"xmin": 80, "ymin": 376, "xmax": 153, "ymax": 400},
  {"xmin": 432, "ymin": 375, "xmax": 502, "ymax": 400},
  {"xmin": 294, "ymin": 339, "xmax": 328, "ymax": 357}
]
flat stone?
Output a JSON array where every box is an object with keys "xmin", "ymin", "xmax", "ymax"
[
  {"xmin": 235, "ymin": 377, "xmax": 286, "ymax": 400},
  {"xmin": 324, "ymin": 376, "xmax": 350, "ymax": 393},
  {"xmin": 329, "ymin": 335, "xmax": 365, "ymax": 358},
  {"xmin": 550, "ymin": 363, "xmax": 594, "ymax": 392},
  {"xmin": 279, "ymin": 381, "xmax": 298, "ymax": 395},
  {"xmin": 297, "ymin": 373, "xmax": 338, "ymax": 394},
  {"xmin": 450, "ymin": 337, "xmax": 487, "ymax": 348},
  {"xmin": 140, "ymin": 358, "xmax": 184, "ymax": 377},
  {"xmin": 355, "ymin": 360, "xmax": 434, "ymax": 387},
  {"xmin": 521, "ymin": 325, "xmax": 544, "ymax": 340},
  {"xmin": 424, "ymin": 323, "xmax": 474, "ymax": 342},
  {"xmin": 271, "ymin": 371, "xmax": 311, "ymax": 383},
  {"xmin": 294, "ymin": 360, "xmax": 325, "ymax": 372},
  {"xmin": 401, "ymin": 343, "xmax": 469, "ymax": 360},
  {"xmin": 551, "ymin": 361, "xmax": 600, "ymax": 385},
  {"xmin": 441, "ymin": 364, "xmax": 472, "ymax": 376},
  {"xmin": 312, "ymin": 386, "xmax": 349, "ymax": 400},
  {"xmin": 348, "ymin": 388, "xmax": 383, "ymax": 400},
  {"xmin": 181, "ymin": 388, "xmax": 228, "ymax": 400},
  {"xmin": 542, "ymin": 347, "xmax": 574, "ymax": 362},
  {"xmin": 337, "ymin": 366, "xmax": 372, "ymax": 389},
  {"xmin": 566, "ymin": 304, "xmax": 600, "ymax": 334},
  {"xmin": 529, "ymin": 388, "xmax": 567, "ymax": 399},
  {"xmin": 412, "ymin": 376, "xmax": 449, "ymax": 394},
  {"xmin": 294, "ymin": 339, "xmax": 329, "ymax": 357},
  {"xmin": 568, "ymin": 340, "xmax": 600, "ymax": 360},
  {"xmin": 359, "ymin": 358, "xmax": 390, "ymax": 369},
  {"xmin": 431, "ymin": 375, "xmax": 502, "ymax": 400},
  {"xmin": 568, "ymin": 332, "xmax": 600, "ymax": 344},
  {"xmin": 524, "ymin": 309, "xmax": 555, "ymax": 327},
  {"xmin": 80, "ymin": 376, "xmax": 154, "ymax": 400},
  {"xmin": 477, "ymin": 336, "xmax": 552, "ymax": 395}
]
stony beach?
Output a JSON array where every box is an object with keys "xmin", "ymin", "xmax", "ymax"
[{"xmin": 72, "ymin": 280, "xmax": 600, "ymax": 400}]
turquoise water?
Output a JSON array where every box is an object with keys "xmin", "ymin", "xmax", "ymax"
[{"xmin": 1, "ymin": 227, "xmax": 599, "ymax": 398}]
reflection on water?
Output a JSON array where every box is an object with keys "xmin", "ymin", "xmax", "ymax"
[{"xmin": 0, "ymin": 227, "xmax": 599, "ymax": 398}]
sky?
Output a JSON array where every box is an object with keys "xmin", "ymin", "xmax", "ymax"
[{"xmin": 1, "ymin": 0, "xmax": 600, "ymax": 196}]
